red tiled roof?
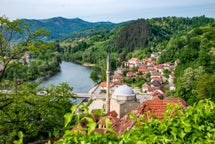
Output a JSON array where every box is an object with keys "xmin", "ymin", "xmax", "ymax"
[
  {"xmin": 144, "ymin": 58, "xmax": 152, "ymax": 63},
  {"xmin": 138, "ymin": 68, "xmax": 147, "ymax": 73},
  {"xmin": 127, "ymin": 72, "xmax": 135, "ymax": 77},
  {"xmin": 136, "ymin": 98, "xmax": 186, "ymax": 120},
  {"xmin": 106, "ymin": 110, "xmax": 118, "ymax": 117},
  {"xmin": 113, "ymin": 81, "xmax": 122, "ymax": 86},
  {"xmin": 100, "ymin": 82, "xmax": 114, "ymax": 88},
  {"xmin": 113, "ymin": 117, "xmax": 134, "ymax": 135},
  {"xmin": 148, "ymin": 86, "xmax": 160, "ymax": 92},
  {"xmin": 113, "ymin": 73, "xmax": 123, "ymax": 79},
  {"xmin": 152, "ymin": 77, "xmax": 163, "ymax": 82},
  {"xmin": 129, "ymin": 58, "xmax": 141, "ymax": 63}
]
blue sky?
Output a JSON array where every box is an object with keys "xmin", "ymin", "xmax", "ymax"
[{"xmin": 1, "ymin": 0, "xmax": 215, "ymax": 22}]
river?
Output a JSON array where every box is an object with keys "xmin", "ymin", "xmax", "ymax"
[{"xmin": 41, "ymin": 61, "xmax": 95, "ymax": 93}]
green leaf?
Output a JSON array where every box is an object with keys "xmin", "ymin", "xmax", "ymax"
[
  {"xmin": 13, "ymin": 131, "xmax": 24, "ymax": 144},
  {"xmin": 64, "ymin": 105, "xmax": 77, "ymax": 127},
  {"xmin": 85, "ymin": 117, "xmax": 96, "ymax": 134}
]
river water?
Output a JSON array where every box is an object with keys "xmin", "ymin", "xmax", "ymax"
[{"xmin": 41, "ymin": 61, "xmax": 95, "ymax": 93}]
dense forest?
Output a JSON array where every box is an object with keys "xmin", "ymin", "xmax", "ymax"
[{"xmin": 1, "ymin": 15, "xmax": 215, "ymax": 143}]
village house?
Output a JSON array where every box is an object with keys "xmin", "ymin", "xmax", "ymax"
[
  {"xmin": 112, "ymin": 73, "xmax": 123, "ymax": 82},
  {"xmin": 125, "ymin": 58, "xmax": 142, "ymax": 68},
  {"xmin": 150, "ymin": 52, "xmax": 158, "ymax": 58},
  {"xmin": 99, "ymin": 81, "xmax": 114, "ymax": 91},
  {"xmin": 21, "ymin": 52, "xmax": 30, "ymax": 64}
]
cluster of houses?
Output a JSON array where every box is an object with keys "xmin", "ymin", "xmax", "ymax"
[
  {"xmin": 100, "ymin": 52, "xmax": 177, "ymax": 99},
  {"xmin": 81, "ymin": 53, "xmax": 187, "ymax": 136}
]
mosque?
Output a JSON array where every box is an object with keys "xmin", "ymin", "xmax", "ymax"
[
  {"xmin": 110, "ymin": 85, "xmax": 139, "ymax": 118},
  {"xmin": 105, "ymin": 53, "xmax": 139, "ymax": 118}
]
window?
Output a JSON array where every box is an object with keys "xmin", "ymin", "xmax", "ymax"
[{"xmin": 124, "ymin": 108, "xmax": 127, "ymax": 113}]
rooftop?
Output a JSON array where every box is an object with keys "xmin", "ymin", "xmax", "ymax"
[{"xmin": 113, "ymin": 85, "xmax": 135, "ymax": 97}]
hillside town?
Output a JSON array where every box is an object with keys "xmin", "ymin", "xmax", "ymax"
[{"xmin": 80, "ymin": 52, "xmax": 186, "ymax": 135}]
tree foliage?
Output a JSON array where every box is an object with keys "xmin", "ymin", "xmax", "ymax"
[
  {"xmin": 56, "ymin": 99, "xmax": 215, "ymax": 143},
  {"xmin": 0, "ymin": 16, "xmax": 76, "ymax": 143},
  {"xmin": 0, "ymin": 16, "xmax": 61, "ymax": 82},
  {"xmin": 159, "ymin": 22, "xmax": 215, "ymax": 104},
  {"xmin": 0, "ymin": 82, "xmax": 75, "ymax": 143}
]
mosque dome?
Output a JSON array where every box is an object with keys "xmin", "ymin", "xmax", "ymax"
[{"xmin": 113, "ymin": 85, "xmax": 135, "ymax": 97}]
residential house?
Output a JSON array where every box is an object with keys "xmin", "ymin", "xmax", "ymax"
[
  {"xmin": 125, "ymin": 58, "xmax": 142, "ymax": 68},
  {"xmin": 112, "ymin": 73, "xmax": 123, "ymax": 82},
  {"xmin": 100, "ymin": 81, "xmax": 114, "ymax": 90}
]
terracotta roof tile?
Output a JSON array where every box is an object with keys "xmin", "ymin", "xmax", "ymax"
[
  {"xmin": 100, "ymin": 81, "xmax": 114, "ymax": 88},
  {"xmin": 106, "ymin": 110, "xmax": 118, "ymax": 117}
]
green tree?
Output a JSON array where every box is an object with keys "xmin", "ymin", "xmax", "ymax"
[
  {"xmin": 197, "ymin": 73, "xmax": 215, "ymax": 102},
  {"xmin": 0, "ymin": 82, "xmax": 76, "ymax": 143},
  {"xmin": 0, "ymin": 16, "xmax": 56, "ymax": 82},
  {"xmin": 175, "ymin": 66, "xmax": 205, "ymax": 104}
]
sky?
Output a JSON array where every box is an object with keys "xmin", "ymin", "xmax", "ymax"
[{"xmin": 1, "ymin": 0, "xmax": 215, "ymax": 23}]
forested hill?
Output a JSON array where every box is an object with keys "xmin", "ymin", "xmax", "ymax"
[
  {"xmin": 60, "ymin": 16, "xmax": 215, "ymax": 66},
  {"xmin": 110, "ymin": 16, "xmax": 215, "ymax": 53},
  {"xmin": 159, "ymin": 23, "xmax": 215, "ymax": 104},
  {"xmin": 22, "ymin": 17, "xmax": 116, "ymax": 39}
]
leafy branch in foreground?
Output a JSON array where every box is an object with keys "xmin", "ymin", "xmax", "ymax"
[{"xmin": 56, "ymin": 99, "xmax": 215, "ymax": 143}]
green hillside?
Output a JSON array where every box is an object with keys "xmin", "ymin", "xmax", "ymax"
[
  {"xmin": 159, "ymin": 23, "xmax": 215, "ymax": 104},
  {"xmin": 22, "ymin": 17, "xmax": 116, "ymax": 39},
  {"xmin": 60, "ymin": 16, "xmax": 214, "ymax": 66},
  {"xmin": 59, "ymin": 16, "xmax": 215, "ymax": 104}
]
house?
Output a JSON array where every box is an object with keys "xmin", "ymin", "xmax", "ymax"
[
  {"xmin": 22, "ymin": 52, "xmax": 30, "ymax": 64},
  {"xmin": 138, "ymin": 66, "xmax": 147, "ymax": 74},
  {"xmin": 150, "ymin": 71, "xmax": 161, "ymax": 78},
  {"xmin": 142, "ymin": 83, "xmax": 149, "ymax": 93},
  {"xmin": 125, "ymin": 58, "xmax": 142, "ymax": 68},
  {"xmin": 144, "ymin": 58, "xmax": 152, "ymax": 65},
  {"xmin": 156, "ymin": 64, "xmax": 164, "ymax": 74},
  {"xmin": 168, "ymin": 74, "xmax": 175, "ymax": 84},
  {"xmin": 100, "ymin": 81, "xmax": 114, "ymax": 90},
  {"xmin": 150, "ymin": 52, "xmax": 158, "ymax": 58},
  {"xmin": 126, "ymin": 72, "xmax": 136, "ymax": 78},
  {"xmin": 112, "ymin": 73, "xmax": 123, "ymax": 82},
  {"xmin": 151, "ymin": 77, "xmax": 163, "ymax": 83},
  {"xmin": 169, "ymin": 83, "xmax": 176, "ymax": 91},
  {"xmin": 112, "ymin": 81, "xmax": 122, "ymax": 87},
  {"xmin": 150, "ymin": 80, "xmax": 162, "ymax": 87}
]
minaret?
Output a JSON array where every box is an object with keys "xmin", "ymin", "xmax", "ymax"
[{"xmin": 106, "ymin": 52, "xmax": 110, "ymax": 113}]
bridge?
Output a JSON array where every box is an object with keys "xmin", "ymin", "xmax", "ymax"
[
  {"xmin": 75, "ymin": 93, "xmax": 91, "ymax": 98},
  {"xmin": 75, "ymin": 93, "xmax": 106, "ymax": 99}
]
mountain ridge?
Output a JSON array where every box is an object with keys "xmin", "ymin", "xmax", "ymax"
[{"xmin": 21, "ymin": 17, "xmax": 116, "ymax": 39}]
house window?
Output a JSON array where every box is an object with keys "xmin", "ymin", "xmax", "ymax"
[{"xmin": 124, "ymin": 108, "xmax": 127, "ymax": 113}]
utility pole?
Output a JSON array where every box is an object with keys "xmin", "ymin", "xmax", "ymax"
[{"xmin": 106, "ymin": 52, "xmax": 110, "ymax": 113}]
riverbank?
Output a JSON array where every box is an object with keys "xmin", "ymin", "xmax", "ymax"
[
  {"xmin": 82, "ymin": 63, "xmax": 95, "ymax": 67},
  {"xmin": 41, "ymin": 61, "xmax": 94, "ymax": 93}
]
